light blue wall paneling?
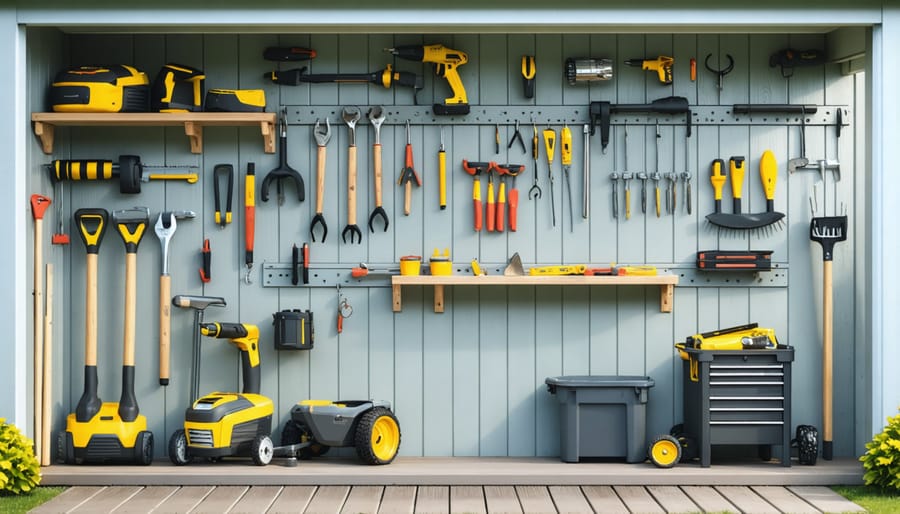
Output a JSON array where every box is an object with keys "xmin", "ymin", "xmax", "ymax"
[{"xmin": 27, "ymin": 30, "xmax": 862, "ymax": 459}]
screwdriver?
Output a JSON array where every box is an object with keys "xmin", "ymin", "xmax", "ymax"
[
  {"xmin": 561, "ymin": 124, "xmax": 573, "ymax": 232},
  {"xmin": 439, "ymin": 126, "xmax": 447, "ymax": 210},
  {"xmin": 542, "ymin": 127, "xmax": 557, "ymax": 227}
]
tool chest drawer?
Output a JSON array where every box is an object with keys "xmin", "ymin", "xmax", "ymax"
[{"xmin": 681, "ymin": 346, "xmax": 794, "ymax": 467}]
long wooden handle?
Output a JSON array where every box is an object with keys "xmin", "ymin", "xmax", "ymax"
[
  {"xmin": 33, "ymin": 218, "xmax": 44, "ymax": 461},
  {"xmin": 124, "ymin": 253, "xmax": 137, "ymax": 366},
  {"xmin": 348, "ymin": 145, "xmax": 358, "ymax": 225},
  {"xmin": 85, "ymin": 254, "xmax": 98, "ymax": 366},
  {"xmin": 316, "ymin": 145, "xmax": 327, "ymax": 213},
  {"xmin": 823, "ymin": 259, "xmax": 833, "ymax": 444},
  {"xmin": 373, "ymin": 144, "xmax": 383, "ymax": 207},
  {"xmin": 404, "ymin": 182, "xmax": 411, "ymax": 216},
  {"xmin": 159, "ymin": 274, "xmax": 171, "ymax": 385},
  {"xmin": 41, "ymin": 264, "xmax": 53, "ymax": 466}
]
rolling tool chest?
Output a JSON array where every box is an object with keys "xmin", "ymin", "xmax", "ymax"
[{"xmin": 680, "ymin": 346, "xmax": 794, "ymax": 467}]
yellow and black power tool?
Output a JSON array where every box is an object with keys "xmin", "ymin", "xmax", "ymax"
[
  {"xmin": 204, "ymin": 89, "xmax": 267, "ymax": 112},
  {"xmin": 677, "ymin": 323, "xmax": 778, "ymax": 357},
  {"xmin": 168, "ymin": 322, "xmax": 276, "ymax": 466},
  {"xmin": 151, "ymin": 63, "xmax": 205, "ymax": 112},
  {"xmin": 386, "ymin": 44, "xmax": 469, "ymax": 115},
  {"xmin": 50, "ymin": 65, "xmax": 150, "ymax": 113}
]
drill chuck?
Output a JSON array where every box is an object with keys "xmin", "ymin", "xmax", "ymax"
[
  {"xmin": 200, "ymin": 322, "xmax": 249, "ymax": 339},
  {"xmin": 565, "ymin": 58, "xmax": 613, "ymax": 85}
]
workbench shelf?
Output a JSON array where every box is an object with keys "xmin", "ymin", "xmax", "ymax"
[
  {"xmin": 31, "ymin": 112, "xmax": 277, "ymax": 154},
  {"xmin": 391, "ymin": 274, "xmax": 679, "ymax": 313}
]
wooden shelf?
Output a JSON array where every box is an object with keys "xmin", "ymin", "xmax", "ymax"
[
  {"xmin": 31, "ymin": 112, "xmax": 277, "ymax": 154},
  {"xmin": 391, "ymin": 274, "xmax": 679, "ymax": 313}
]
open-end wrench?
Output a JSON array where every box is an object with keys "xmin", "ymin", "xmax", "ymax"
[
  {"xmin": 637, "ymin": 172, "xmax": 648, "ymax": 214},
  {"xmin": 342, "ymin": 106, "xmax": 362, "ymax": 244},
  {"xmin": 311, "ymin": 119, "xmax": 331, "ymax": 242},
  {"xmin": 367, "ymin": 106, "xmax": 389, "ymax": 232},
  {"xmin": 155, "ymin": 210, "xmax": 195, "ymax": 386},
  {"xmin": 681, "ymin": 172, "xmax": 692, "ymax": 214}
]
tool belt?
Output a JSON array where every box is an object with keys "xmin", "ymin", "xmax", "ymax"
[{"xmin": 273, "ymin": 309, "xmax": 314, "ymax": 350}]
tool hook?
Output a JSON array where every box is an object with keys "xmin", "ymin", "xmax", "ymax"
[
  {"xmin": 704, "ymin": 54, "xmax": 734, "ymax": 90},
  {"xmin": 529, "ymin": 180, "xmax": 542, "ymax": 200},
  {"xmin": 368, "ymin": 207, "xmax": 389, "ymax": 233},
  {"xmin": 342, "ymin": 224, "xmax": 362, "ymax": 244},
  {"xmin": 310, "ymin": 214, "xmax": 328, "ymax": 243}
]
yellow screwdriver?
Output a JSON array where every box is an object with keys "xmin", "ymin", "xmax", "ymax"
[
  {"xmin": 561, "ymin": 124, "xmax": 573, "ymax": 232},
  {"xmin": 542, "ymin": 126, "xmax": 557, "ymax": 227},
  {"xmin": 439, "ymin": 126, "xmax": 447, "ymax": 210}
]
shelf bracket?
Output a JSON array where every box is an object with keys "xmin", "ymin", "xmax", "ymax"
[
  {"xmin": 261, "ymin": 120, "xmax": 275, "ymax": 153},
  {"xmin": 33, "ymin": 121, "xmax": 54, "ymax": 154},
  {"xmin": 660, "ymin": 284, "xmax": 674, "ymax": 313},
  {"xmin": 392, "ymin": 285, "xmax": 402, "ymax": 312},
  {"xmin": 183, "ymin": 121, "xmax": 202, "ymax": 154}
]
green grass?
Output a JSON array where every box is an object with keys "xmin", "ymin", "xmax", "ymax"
[
  {"xmin": 0, "ymin": 487, "xmax": 65, "ymax": 514},
  {"xmin": 833, "ymin": 485, "xmax": 900, "ymax": 513}
]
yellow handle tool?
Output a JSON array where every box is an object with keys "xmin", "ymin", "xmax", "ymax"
[
  {"xmin": 729, "ymin": 156, "xmax": 745, "ymax": 213},
  {"xmin": 439, "ymin": 127, "xmax": 447, "ymax": 210},
  {"xmin": 560, "ymin": 124, "xmax": 574, "ymax": 231},
  {"xmin": 709, "ymin": 159, "xmax": 727, "ymax": 214},
  {"xmin": 529, "ymin": 265, "xmax": 587, "ymax": 276},
  {"xmin": 760, "ymin": 150, "xmax": 778, "ymax": 203},
  {"xmin": 543, "ymin": 127, "xmax": 557, "ymax": 226}
]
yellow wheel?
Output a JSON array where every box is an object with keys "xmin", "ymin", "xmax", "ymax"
[
  {"xmin": 649, "ymin": 434, "xmax": 682, "ymax": 468},
  {"xmin": 355, "ymin": 407, "xmax": 401, "ymax": 465}
]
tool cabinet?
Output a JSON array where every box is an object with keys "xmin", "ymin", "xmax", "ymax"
[{"xmin": 680, "ymin": 346, "xmax": 794, "ymax": 467}]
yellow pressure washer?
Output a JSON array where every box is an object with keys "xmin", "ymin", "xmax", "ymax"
[
  {"xmin": 61, "ymin": 208, "xmax": 154, "ymax": 465},
  {"xmin": 50, "ymin": 65, "xmax": 150, "ymax": 113}
]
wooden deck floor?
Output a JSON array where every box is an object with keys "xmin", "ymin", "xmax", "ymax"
[{"xmin": 30, "ymin": 484, "xmax": 866, "ymax": 513}]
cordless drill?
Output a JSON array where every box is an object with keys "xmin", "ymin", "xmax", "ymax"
[
  {"xmin": 625, "ymin": 56, "xmax": 674, "ymax": 85},
  {"xmin": 200, "ymin": 322, "xmax": 261, "ymax": 395},
  {"xmin": 386, "ymin": 44, "xmax": 469, "ymax": 115}
]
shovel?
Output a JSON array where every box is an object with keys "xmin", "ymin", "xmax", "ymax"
[{"xmin": 810, "ymin": 214, "xmax": 847, "ymax": 461}]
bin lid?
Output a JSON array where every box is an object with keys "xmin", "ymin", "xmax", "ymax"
[{"xmin": 545, "ymin": 375, "xmax": 655, "ymax": 388}]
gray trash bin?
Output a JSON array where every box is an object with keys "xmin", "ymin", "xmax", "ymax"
[{"xmin": 545, "ymin": 375, "xmax": 654, "ymax": 463}]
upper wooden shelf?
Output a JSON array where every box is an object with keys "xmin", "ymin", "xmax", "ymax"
[
  {"xmin": 31, "ymin": 112, "xmax": 277, "ymax": 154},
  {"xmin": 391, "ymin": 274, "xmax": 679, "ymax": 313}
]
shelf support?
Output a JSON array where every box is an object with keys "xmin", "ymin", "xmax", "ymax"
[
  {"xmin": 260, "ymin": 120, "xmax": 275, "ymax": 153},
  {"xmin": 392, "ymin": 285, "xmax": 402, "ymax": 312},
  {"xmin": 183, "ymin": 122, "xmax": 202, "ymax": 153},
  {"xmin": 33, "ymin": 121, "xmax": 54, "ymax": 154},
  {"xmin": 660, "ymin": 284, "xmax": 674, "ymax": 313}
]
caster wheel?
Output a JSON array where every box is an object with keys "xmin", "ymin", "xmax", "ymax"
[
  {"xmin": 168, "ymin": 429, "xmax": 193, "ymax": 466},
  {"xmin": 281, "ymin": 421, "xmax": 329, "ymax": 460},
  {"xmin": 135, "ymin": 431, "xmax": 154, "ymax": 466},
  {"xmin": 251, "ymin": 435, "xmax": 273, "ymax": 466},
  {"xmin": 354, "ymin": 407, "xmax": 401, "ymax": 465},
  {"xmin": 795, "ymin": 425, "xmax": 818, "ymax": 465},
  {"xmin": 648, "ymin": 434, "xmax": 682, "ymax": 468}
]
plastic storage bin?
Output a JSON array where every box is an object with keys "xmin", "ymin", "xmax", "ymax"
[{"xmin": 545, "ymin": 375, "xmax": 654, "ymax": 463}]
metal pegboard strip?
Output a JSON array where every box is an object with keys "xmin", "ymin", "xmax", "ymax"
[
  {"xmin": 262, "ymin": 262, "xmax": 787, "ymax": 288},
  {"xmin": 282, "ymin": 105, "xmax": 848, "ymax": 127}
]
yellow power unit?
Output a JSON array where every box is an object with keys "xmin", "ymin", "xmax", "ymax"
[{"xmin": 50, "ymin": 65, "xmax": 150, "ymax": 113}]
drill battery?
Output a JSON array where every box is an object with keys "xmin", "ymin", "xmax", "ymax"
[
  {"xmin": 49, "ymin": 65, "xmax": 150, "ymax": 113},
  {"xmin": 272, "ymin": 309, "xmax": 314, "ymax": 350},
  {"xmin": 204, "ymin": 89, "xmax": 266, "ymax": 112}
]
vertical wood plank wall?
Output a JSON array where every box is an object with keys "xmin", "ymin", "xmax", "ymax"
[{"xmin": 26, "ymin": 30, "xmax": 862, "ymax": 458}]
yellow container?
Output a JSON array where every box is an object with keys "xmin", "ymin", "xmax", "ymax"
[
  {"xmin": 429, "ymin": 248, "xmax": 452, "ymax": 276},
  {"xmin": 399, "ymin": 255, "xmax": 422, "ymax": 276}
]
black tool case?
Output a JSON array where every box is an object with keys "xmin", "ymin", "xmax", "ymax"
[{"xmin": 680, "ymin": 345, "xmax": 794, "ymax": 467}]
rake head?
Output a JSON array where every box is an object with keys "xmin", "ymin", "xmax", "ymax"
[{"xmin": 810, "ymin": 215, "xmax": 847, "ymax": 261}]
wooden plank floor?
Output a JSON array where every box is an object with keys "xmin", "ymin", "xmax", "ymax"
[{"xmin": 30, "ymin": 485, "xmax": 866, "ymax": 513}]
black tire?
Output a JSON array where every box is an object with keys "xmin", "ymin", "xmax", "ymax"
[
  {"xmin": 64, "ymin": 431, "xmax": 77, "ymax": 464},
  {"xmin": 136, "ymin": 430, "xmax": 154, "ymax": 466},
  {"xmin": 677, "ymin": 435, "xmax": 698, "ymax": 462},
  {"xmin": 281, "ymin": 421, "xmax": 329, "ymax": 459},
  {"xmin": 168, "ymin": 429, "xmax": 192, "ymax": 466},
  {"xmin": 56, "ymin": 431, "xmax": 68, "ymax": 464},
  {"xmin": 669, "ymin": 423, "xmax": 685, "ymax": 437},
  {"xmin": 796, "ymin": 425, "xmax": 818, "ymax": 466},
  {"xmin": 251, "ymin": 435, "xmax": 273, "ymax": 466},
  {"xmin": 354, "ymin": 407, "xmax": 401, "ymax": 465},
  {"xmin": 118, "ymin": 155, "xmax": 142, "ymax": 194},
  {"xmin": 648, "ymin": 434, "xmax": 682, "ymax": 468}
]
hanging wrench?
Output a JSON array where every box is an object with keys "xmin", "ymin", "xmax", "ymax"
[
  {"xmin": 528, "ymin": 122, "xmax": 542, "ymax": 200},
  {"xmin": 310, "ymin": 118, "xmax": 331, "ymax": 242},
  {"xmin": 367, "ymin": 106, "xmax": 389, "ymax": 232},
  {"xmin": 341, "ymin": 106, "xmax": 362, "ymax": 244}
]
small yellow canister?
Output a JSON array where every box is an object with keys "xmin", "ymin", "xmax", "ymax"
[{"xmin": 399, "ymin": 255, "xmax": 422, "ymax": 276}]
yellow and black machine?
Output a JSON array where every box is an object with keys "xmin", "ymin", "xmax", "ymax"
[
  {"xmin": 61, "ymin": 208, "xmax": 154, "ymax": 465},
  {"xmin": 168, "ymin": 322, "xmax": 276, "ymax": 466},
  {"xmin": 50, "ymin": 65, "xmax": 150, "ymax": 113}
]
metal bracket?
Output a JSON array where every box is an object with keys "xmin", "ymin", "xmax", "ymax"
[
  {"xmin": 282, "ymin": 105, "xmax": 848, "ymax": 127},
  {"xmin": 674, "ymin": 267, "xmax": 788, "ymax": 287}
]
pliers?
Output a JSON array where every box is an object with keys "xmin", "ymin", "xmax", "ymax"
[{"xmin": 507, "ymin": 120, "xmax": 527, "ymax": 154}]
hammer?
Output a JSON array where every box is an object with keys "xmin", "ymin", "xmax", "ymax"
[
  {"xmin": 155, "ymin": 211, "xmax": 195, "ymax": 386},
  {"xmin": 173, "ymin": 295, "xmax": 226, "ymax": 401}
]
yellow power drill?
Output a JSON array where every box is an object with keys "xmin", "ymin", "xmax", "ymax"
[
  {"xmin": 386, "ymin": 44, "xmax": 469, "ymax": 115},
  {"xmin": 625, "ymin": 56, "xmax": 674, "ymax": 85},
  {"xmin": 200, "ymin": 322, "xmax": 261, "ymax": 394}
]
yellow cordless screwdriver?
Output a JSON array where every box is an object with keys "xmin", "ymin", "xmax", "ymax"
[
  {"xmin": 709, "ymin": 159, "xmax": 727, "ymax": 217},
  {"xmin": 439, "ymin": 126, "xmax": 447, "ymax": 210},
  {"xmin": 561, "ymin": 124, "xmax": 573, "ymax": 232},
  {"xmin": 542, "ymin": 126, "xmax": 557, "ymax": 227}
]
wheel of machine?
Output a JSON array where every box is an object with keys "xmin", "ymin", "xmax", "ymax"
[
  {"xmin": 57, "ymin": 432, "xmax": 71, "ymax": 464},
  {"xmin": 648, "ymin": 434, "xmax": 682, "ymax": 468},
  {"xmin": 281, "ymin": 420, "xmax": 329, "ymax": 460},
  {"xmin": 168, "ymin": 429, "xmax": 193, "ymax": 466},
  {"xmin": 118, "ymin": 155, "xmax": 142, "ymax": 194},
  {"xmin": 677, "ymin": 435, "xmax": 698, "ymax": 462},
  {"xmin": 796, "ymin": 424, "xmax": 819, "ymax": 466},
  {"xmin": 669, "ymin": 423, "xmax": 685, "ymax": 437},
  {"xmin": 251, "ymin": 435, "xmax": 274, "ymax": 466},
  {"xmin": 62, "ymin": 431, "xmax": 76, "ymax": 464},
  {"xmin": 135, "ymin": 430, "xmax": 154, "ymax": 466},
  {"xmin": 354, "ymin": 407, "xmax": 401, "ymax": 465}
]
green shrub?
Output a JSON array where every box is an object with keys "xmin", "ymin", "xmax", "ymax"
[
  {"xmin": 0, "ymin": 418, "xmax": 41, "ymax": 495},
  {"xmin": 861, "ymin": 408, "xmax": 900, "ymax": 491}
]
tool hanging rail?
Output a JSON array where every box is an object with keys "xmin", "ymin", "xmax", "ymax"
[
  {"xmin": 31, "ymin": 112, "xmax": 277, "ymax": 154},
  {"xmin": 280, "ymin": 105, "xmax": 847, "ymax": 127}
]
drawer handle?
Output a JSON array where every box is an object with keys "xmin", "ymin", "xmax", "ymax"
[
  {"xmin": 710, "ymin": 407, "xmax": 784, "ymax": 412},
  {"xmin": 710, "ymin": 381, "xmax": 784, "ymax": 386},
  {"xmin": 710, "ymin": 396, "xmax": 784, "ymax": 401},
  {"xmin": 710, "ymin": 421, "xmax": 784, "ymax": 425}
]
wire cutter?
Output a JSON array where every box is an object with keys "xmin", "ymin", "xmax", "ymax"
[{"xmin": 507, "ymin": 120, "xmax": 527, "ymax": 154}]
